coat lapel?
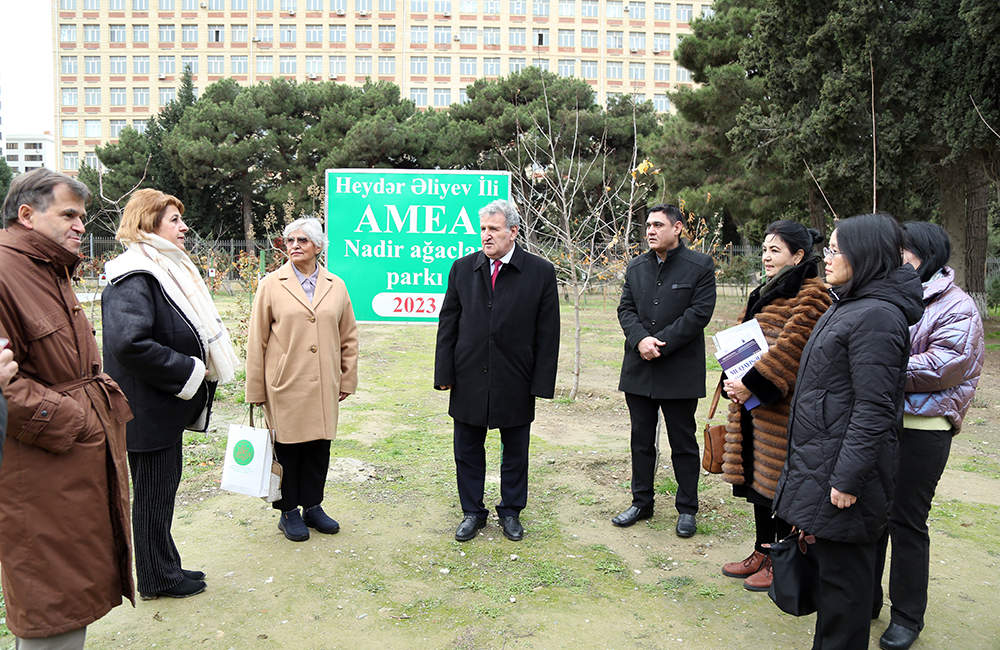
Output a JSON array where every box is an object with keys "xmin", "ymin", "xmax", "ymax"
[
  {"xmin": 311, "ymin": 266, "xmax": 335, "ymax": 308},
  {"xmin": 277, "ymin": 261, "xmax": 315, "ymax": 313}
]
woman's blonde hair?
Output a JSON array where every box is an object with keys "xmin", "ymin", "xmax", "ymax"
[{"xmin": 116, "ymin": 188, "xmax": 185, "ymax": 244}]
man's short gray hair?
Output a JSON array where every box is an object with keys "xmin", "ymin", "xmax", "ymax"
[
  {"xmin": 479, "ymin": 199, "xmax": 520, "ymax": 230},
  {"xmin": 2, "ymin": 168, "xmax": 91, "ymax": 226},
  {"xmin": 284, "ymin": 217, "xmax": 327, "ymax": 249}
]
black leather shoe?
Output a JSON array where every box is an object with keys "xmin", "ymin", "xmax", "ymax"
[
  {"xmin": 278, "ymin": 509, "xmax": 310, "ymax": 542},
  {"xmin": 675, "ymin": 513, "xmax": 697, "ymax": 538},
  {"xmin": 455, "ymin": 515, "xmax": 487, "ymax": 541},
  {"xmin": 140, "ymin": 577, "xmax": 206, "ymax": 601},
  {"xmin": 611, "ymin": 505, "xmax": 653, "ymax": 527},
  {"xmin": 303, "ymin": 505, "xmax": 340, "ymax": 534},
  {"xmin": 500, "ymin": 516, "xmax": 524, "ymax": 541},
  {"xmin": 182, "ymin": 569, "xmax": 206, "ymax": 581},
  {"xmin": 880, "ymin": 623, "xmax": 919, "ymax": 650}
]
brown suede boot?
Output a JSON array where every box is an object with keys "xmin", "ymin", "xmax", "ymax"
[
  {"xmin": 721, "ymin": 550, "xmax": 766, "ymax": 578},
  {"xmin": 743, "ymin": 555, "xmax": 773, "ymax": 592}
]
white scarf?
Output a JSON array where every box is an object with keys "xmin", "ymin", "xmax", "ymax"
[{"xmin": 105, "ymin": 233, "xmax": 239, "ymax": 384}]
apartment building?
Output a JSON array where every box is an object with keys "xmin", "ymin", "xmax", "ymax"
[
  {"xmin": 53, "ymin": 0, "xmax": 713, "ymax": 175},
  {"xmin": 4, "ymin": 134, "xmax": 57, "ymax": 175}
]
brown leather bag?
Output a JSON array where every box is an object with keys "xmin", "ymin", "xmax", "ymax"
[{"xmin": 702, "ymin": 379, "xmax": 726, "ymax": 474}]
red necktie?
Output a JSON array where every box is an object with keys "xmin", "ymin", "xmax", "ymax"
[{"xmin": 491, "ymin": 260, "xmax": 502, "ymax": 288}]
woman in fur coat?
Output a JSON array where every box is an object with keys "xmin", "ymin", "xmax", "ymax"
[{"xmin": 719, "ymin": 220, "xmax": 831, "ymax": 591}]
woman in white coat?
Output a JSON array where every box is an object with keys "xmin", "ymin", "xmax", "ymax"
[{"xmin": 246, "ymin": 217, "xmax": 358, "ymax": 542}]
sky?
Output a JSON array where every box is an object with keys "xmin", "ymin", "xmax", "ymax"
[{"xmin": 0, "ymin": 1, "xmax": 55, "ymax": 136}]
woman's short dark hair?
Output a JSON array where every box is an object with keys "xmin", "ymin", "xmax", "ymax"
[
  {"xmin": 835, "ymin": 213, "xmax": 904, "ymax": 297},
  {"xmin": 901, "ymin": 221, "xmax": 951, "ymax": 282},
  {"xmin": 764, "ymin": 220, "xmax": 823, "ymax": 256}
]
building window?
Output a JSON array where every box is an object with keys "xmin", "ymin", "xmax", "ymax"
[
  {"xmin": 653, "ymin": 1, "xmax": 668, "ymax": 19},
  {"xmin": 628, "ymin": 1, "xmax": 645, "ymax": 18},
  {"xmin": 607, "ymin": 60, "xmax": 622, "ymax": 78},
  {"xmin": 558, "ymin": 0, "xmax": 573, "ymax": 16},
  {"xmin": 433, "ymin": 0, "xmax": 450, "ymax": 11},
  {"xmin": 532, "ymin": 28, "xmax": 549, "ymax": 46},
  {"xmin": 459, "ymin": 88, "xmax": 468, "ymax": 103},
  {"xmin": 676, "ymin": 3, "xmax": 692, "ymax": 21},
  {"xmin": 357, "ymin": 0, "xmax": 373, "ymax": 11},
  {"xmin": 331, "ymin": 0, "xmax": 346, "ymax": 9},
  {"xmin": 232, "ymin": 24, "xmax": 248, "ymax": 42},
  {"xmin": 434, "ymin": 26, "xmax": 450, "ymax": 44},
  {"xmin": 483, "ymin": 56, "xmax": 499, "ymax": 74},
  {"xmin": 483, "ymin": 26, "xmax": 499, "ymax": 45},
  {"xmin": 557, "ymin": 29, "xmax": 573, "ymax": 47},
  {"xmin": 208, "ymin": 25, "xmax": 224, "ymax": 42},
  {"xmin": 85, "ymin": 152, "xmax": 100, "ymax": 169},
  {"xmin": 532, "ymin": 57, "xmax": 549, "ymax": 70},
  {"xmin": 159, "ymin": 0, "xmax": 175, "ymax": 8},
  {"xmin": 85, "ymin": 119, "xmax": 101, "ymax": 137},
  {"xmin": 306, "ymin": 0, "xmax": 321, "ymax": 7},
  {"xmin": 411, "ymin": 25, "xmax": 428, "ymax": 43},
  {"xmin": 159, "ymin": 87, "xmax": 176, "ymax": 104},
  {"xmin": 62, "ymin": 120, "xmax": 80, "ymax": 138},
  {"xmin": 110, "ymin": 56, "xmax": 127, "ymax": 73},
  {"xmin": 379, "ymin": 0, "xmax": 396, "ymax": 10},
  {"xmin": 306, "ymin": 24, "xmax": 323, "ymax": 42},
  {"xmin": 459, "ymin": 0, "xmax": 476, "ymax": 11},
  {"xmin": 279, "ymin": 55, "xmax": 296, "ymax": 73},
  {"xmin": 159, "ymin": 24, "xmax": 175, "ymax": 42},
  {"xmin": 62, "ymin": 88, "xmax": 79, "ymax": 106},
  {"xmin": 532, "ymin": 0, "xmax": 549, "ymax": 15},
  {"xmin": 306, "ymin": 55, "xmax": 323, "ymax": 73},
  {"xmin": 231, "ymin": 55, "xmax": 248, "ymax": 73},
  {"xmin": 256, "ymin": 55, "xmax": 273, "ymax": 73},
  {"xmin": 483, "ymin": 0, "xmax": 499, "ymax": 12},
  {"xmin": 355, "ymin": 55, "xmax": 372, "ymax": 74},
  {"xmin": 111, "ymin": 24, "xmax": 129, "ymax": 42},
  {"xmin": 84, "ymin": 0, "xmax": 101, "ymax": 8},
  {"xmin": 256, "ymin": 24, "xmax": 274, "ymax": 42},
  {"xmin": 580, "ymin": 29, "xmax": 596, "ymax": 47},
  {"xmin": 378, "ymin": 24, "xmax": 395, "ymax": 42},
  {"xmin": 109, "ymin": 0, "xmax": 125, "ymax": 7},
  {"xmin": 509, "ymin": 0, "xmax": 525, "ymax": 14},
  {"xmin": 676, "ymin": 65, "xmax": 691, "ymax": 81},
  {"xmin": 209, "ymin": 0, "xmax": 224, "ymax": 8},
  {"xmin": 159, "ymin": 56, "xmax": 176, "ymax": 74},
  {"xmin": 85, "ymin": 87, "xmax": 101, "ymax": 105},
  {"xmin": 509, "ymin": 57, "xmax": 526, "ymax": 72},
  {"xmin": 61, "ymin": 56, "xmax": 79, "ymax": 74},
  {"xmin": 134, "ymin": 0, "xmax": 150, "ymax": 10},
  {"xmin": 134, "ymin": 87, "xmax": 150, "ymax": 105},
  {"xmin": 356, "ymin": 24, "xmax": 372, "ymax": 43},
  {"xmin": 607, "ymin": 1, "xmax": 622, "ymax": 17},
  {"xmin": 410, "ymin": 87, "xmax": 427, "ymax": 106},
  {"xmin": 182, "ymin": 0, "xmax": 198, "ymax": 7},
  {"xmin": 629, "ymin": 31, "xmax": 645, "ymax": 50},
  {"xmin": 580, "ymin": 0, "xmax": 596, "ymax": 16},
  {"xmin": 133, "ymin": 119, "xmax": 149, "ymax": 133},
  {"xmin": 5, "ymin": 155, "xmax": 18, "ymax": 162},
  {"xmin": 258, "ymin": 0, "xmax": 274, "ymax": 8},
  {"xmin": 280, "ymin": 24, "xmax": 297, "ymax": 42},
  {"xmin": 434, "ymin": 88, "xmax": 450, "ymax": 106},
  {"xmin": 580, "ymin": 59, "xmax": 596, "ymax": 77},
  {"xmin": 459, "ymin": 26, "xmax": 476, "ymax": 44},
  {"xmin": 110, "ymin": 87, "xmax": 127, "ymax": 106},
  {"xmin": 411, "ymin": 0, "xmax": 427, "ymax": 10},
  {"xmin": 329, "ymin": 55, "xmax": 346, "ymax": 74},
  {"xmin": 653, "ymin": 62, "xmax": 669, "ymax": 80},
  {"xmin": 110, "ymin": 120, "xmax": 127, "ymax": 137},
  {"xmin": 84, "ymin": 56, "xmax": 102, "ymax": 75},
  {"xmin": 411, "ymin": 56, "xmax": 428, "ymax": 74},
  {"xmin": 182, "ymin": 55, "xmax": 198, "ymax": 73},
  {"xmin": 330, "ymin": 25, "xmax": 347, "ymax": 42},
  {"xmin": 377, "ymin": 55, "xmax": 395, "ymax": 74},
  {"xmin": 433, "ymin": 56, "xmax": 450, "ymax": 74},
  {"xmin": 134, "ymin": 56, "xmax": 150, "ymax": 73},
  {"xmin": 459, "ymin": 56, "xmax": 476, "ymax": 74},
  {"xmin": 607, "ymin": 30, "xmax": 623, "ymax": 49},
  {"xmin": 509, "ymin": 27, "xmax": 525, "ymax": 46},
  {"xmin": 64, "ymin": 152, "xmax": 80, "ymax": 171},
  {"xmin": 60, "ymin": 0, "xmax": 77, "ymax": 9},
  {"xmin": 653, "ymin": 33, "xmax": 668, "ymax": 51},
  {"xmin": 629, "ymin": 61, "xmax": 645, "ymax": 79},
  {"xmin": 280, "ymin": 0, "xmax": 297, "ymax": 9},
  {"xmin": 557, "ymin": 58, "xmax": 574, "ymax": 77},
  {"xmin": 702, "ymin": 5, "xmax": 715, "ymax": 18},
  {"xmin": 81, "ymin": 25, "xmax": 98, "ymax": 43}
]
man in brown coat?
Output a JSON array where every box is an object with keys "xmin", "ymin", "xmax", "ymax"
[{"xmin": 0, "ymin": 169, "xmax": 134, "ymax": 649}]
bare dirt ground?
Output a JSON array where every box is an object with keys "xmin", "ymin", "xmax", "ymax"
[{"xmin": 20, "ymin": 294, "xmax": 999, "ymax": 650}]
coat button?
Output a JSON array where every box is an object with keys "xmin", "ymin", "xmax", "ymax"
[
  {"xmin": 653, "ymin": 300, "xmax": 659, "ymax": 305},
  {"xmin": 651, "ymin": 320, "xmax": 656, "ymax": 325},
  {"xmin": 487, "ymin": 302, "xmax": 492, "ymax": 308},
  {"xmin": 310, "ymin": 345, "xmax": 317, "ymax": 353},
  {"xmin": 657, "ymin": 281, "xmax": 661, "ymax": 286},
  {"xmin": 309, "ymin": 316, "xmax": 316, "ymax": 322},
  {"xmin": 41, "ymin": 410, "xmax": 48, "ymax": 417},
  {"xmin": 483, "ymin": 367, "xmax": 488, "ymax": 372}
]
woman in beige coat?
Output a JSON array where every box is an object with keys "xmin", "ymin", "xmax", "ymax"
[{"xmin": 246, "ymin": 217, "xmax": 358, "ymax": 542}]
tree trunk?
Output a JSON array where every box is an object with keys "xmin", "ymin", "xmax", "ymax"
[
  {"xmin": 807, "ymin": 185, "xmax": 827, "ymax": 242},
  {"xmin": 939, "ymin": 160, "xmax": 989, "ymax": 315},
  {"xmin": 243, "ymin": 192, "xmax": 254, "ymax": 251},
  {"xmin": 939, "ymin": 162, "xmax": 967, "ymax": 288}
]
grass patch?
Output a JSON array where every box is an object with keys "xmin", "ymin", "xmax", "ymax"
[
  {"xmin": 929, "ymin": 500, "xmax": 1000, "ymax": 555},
  {"xmin": 953, "ymin": 455, "xmax": 1000, "ymax": 480}
]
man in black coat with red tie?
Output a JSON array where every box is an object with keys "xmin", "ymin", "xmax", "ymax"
[{"xmin": 434, "ymin": 199, "xmax": 560, "ymax": 543}]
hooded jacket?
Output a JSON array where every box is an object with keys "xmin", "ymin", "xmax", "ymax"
[
  {"xmin": 774, "ymin": 265, "xmax": 924, "ymax": 544},
  {"xmin": 903, "ymin": 267, "xmax": 984, "ymax": 433}
]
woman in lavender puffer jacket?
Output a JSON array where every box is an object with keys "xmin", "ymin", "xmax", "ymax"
[{"xmin": 874, "ymin": 221, "xmax": 985, "ymax": 650}]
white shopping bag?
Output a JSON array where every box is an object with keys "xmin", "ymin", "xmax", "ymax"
[{"xmin": 220, "ymin": 421, "xmax": 273, "ymax": 498}]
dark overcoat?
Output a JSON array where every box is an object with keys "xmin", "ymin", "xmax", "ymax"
[
  {"xmin": 434, "ymin": 243, "xmax": 560, "ymax": 429},
  {"xmin": 102, "ymin": 270, "xmax": 215, "ymax": 452},
  {"xmin": 618, "ymin": 245, "xmax": 716, "ymax": 399}
]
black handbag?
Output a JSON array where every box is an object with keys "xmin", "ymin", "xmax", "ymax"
[{"xmin": 766, "ymin": 529, "xmax": 819, "ymax": 616}]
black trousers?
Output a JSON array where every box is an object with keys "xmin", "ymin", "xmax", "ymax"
[
  {"xmin": 755, "ymin": 503, "xmax": 793, "ymax": 555},
  {"xmin": 128, "ymin": 439, "xmax": 184, "ymax": 593},
  {"xmin": 812, "ymin": 536, "xmax": 879, "ymax": 650},
  {"xmin": 271, "ymin": 439, "xmax": 331, "ymax": 512},
  {"xmin": 875, "ymin": 427, "xmax": 952, "ymax": 631},
  {"xmin": 624, "ymin": 394, "xmax": 700, "ymax": 514},
  {"xmin": 453, "ymin": 419, "xmax": 531, "ymax": 519}
]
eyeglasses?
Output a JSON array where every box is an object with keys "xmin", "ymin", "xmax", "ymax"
[
  {"xmin": 285, "ymin": 237, "xmax": 310, "ymax": 247},
  {"xmin": 823, "ymin": 247, "xmax": 844, "ymax": 259}
]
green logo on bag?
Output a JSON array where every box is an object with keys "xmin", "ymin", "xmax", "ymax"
[{"xmin": 233, "ymin": 440, "xmax": 254, "ymax": 466}]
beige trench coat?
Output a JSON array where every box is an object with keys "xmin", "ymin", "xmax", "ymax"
[{"xmin": 245, "ymin": 262, "xmax": 358, "ymax": 443}]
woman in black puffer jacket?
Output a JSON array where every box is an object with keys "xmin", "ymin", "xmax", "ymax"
[{"xmin": 773, "ymin": 214, "xmax": 924, "ymax": 650}]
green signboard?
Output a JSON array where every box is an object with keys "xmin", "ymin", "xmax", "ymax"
[{"xmin": 325, "ymin": 169, "xmax": 511, "ymax": 322}]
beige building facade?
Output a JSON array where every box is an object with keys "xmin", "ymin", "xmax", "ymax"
[{"xmin": 53, "ymin": 0, "xmax": 713, "ymax": 174}]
